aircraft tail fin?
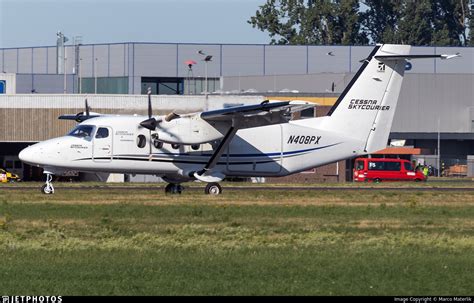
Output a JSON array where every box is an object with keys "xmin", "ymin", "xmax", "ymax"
[{"xmin": 321, "ymin": 44, "xmax": 410, "ymax": 153}]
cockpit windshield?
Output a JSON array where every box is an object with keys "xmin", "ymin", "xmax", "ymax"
[{"xmin": 68, "ymin": 125, "xmax": 95, "ymax": 141}]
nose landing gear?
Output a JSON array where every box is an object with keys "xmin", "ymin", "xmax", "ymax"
[{"xmin": 41, "ymin": 173, "xmax": 55, "ymax": 194}]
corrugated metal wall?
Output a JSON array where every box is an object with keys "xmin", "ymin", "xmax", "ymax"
[
  {"xmin": 1, "ymin": 43, "xmax": 473, "ymax": 138},
  {"xmin": 394, "ymin": 74, "xmax": 474, "ymax": 133},
  {"xmin": 2, "ymin": 43, "xmax": 473, "ymax": 79},
  {"xmin": 222, "ymin": 73, "xmax": 474, "ymax": 134},
  {"xmin": 0, "ymin": 94, "xmax": 263, "ymax": 142}
]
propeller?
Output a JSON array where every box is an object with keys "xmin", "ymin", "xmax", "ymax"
[
  {"xmin": 74, "ymin": 98, "xmax": 91, "ymax": 122},
  {"xmin": 140, "ymin": 88, "xmax": 161, "ymax": 130},
  {"xmin": 138, "ymin": 88, "xmax": 178, "ymax": 157}
]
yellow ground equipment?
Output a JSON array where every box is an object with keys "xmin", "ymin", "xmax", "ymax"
[{"xmin": 0, "ymin": 168, "xmax": 21, "ymax": 183}]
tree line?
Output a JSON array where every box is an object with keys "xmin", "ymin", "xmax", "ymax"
[{"xmin": 248, "ymin": 0, "xmax": 474, "ymax": 46}]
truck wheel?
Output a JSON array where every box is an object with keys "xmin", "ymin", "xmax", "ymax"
[{"xmin": 373, "ymin": 178, "xmax": 381, "ymax": 183}]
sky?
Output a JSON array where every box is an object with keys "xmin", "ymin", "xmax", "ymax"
[{"xmin": 0, "ymin": 0, "xmax": 269, "ymax": 48}]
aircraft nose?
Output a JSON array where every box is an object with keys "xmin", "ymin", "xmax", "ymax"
[{"xmin": 19, "ymin": 146, "xmax": 36, "ymax": 165}]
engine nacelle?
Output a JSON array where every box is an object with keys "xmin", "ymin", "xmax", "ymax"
[{"xmin": 155, "ymin": 115, "xmax": 226, "ymax": 145}]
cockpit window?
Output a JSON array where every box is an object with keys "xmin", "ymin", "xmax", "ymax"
[
  {"xmin": 95, "ymin": 127, "xmax": 109, "ymax": 139},
  {"xmin": 68, "ymin": 125, "xmax": 94, "ymax": 141}
]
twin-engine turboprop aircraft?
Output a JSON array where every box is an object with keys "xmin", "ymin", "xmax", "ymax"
[{"xmin": 19, "ymin": 44, "xmax": 458, "ymax": 195}]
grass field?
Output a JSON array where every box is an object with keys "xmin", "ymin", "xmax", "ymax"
[{"xmin": 0, "ymin": 184, "xmax": 473, "ymax": 295}]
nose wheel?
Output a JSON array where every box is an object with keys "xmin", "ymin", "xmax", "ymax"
[
  {"xmin": 205, "ymin": 183, "xmax": 222, "ymax": 195},
  {"xmin": 41, "ymin": 173, "xmax": 55, "ymax": 194}
]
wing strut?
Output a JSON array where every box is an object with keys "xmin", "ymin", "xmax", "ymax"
[{"xmin": 194, "ymin": 123, "xmax": 238, "ymax": 182}]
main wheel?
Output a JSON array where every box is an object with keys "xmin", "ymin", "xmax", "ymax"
[
  {"xmin": 41, "ymin": 184, "xmax": 54, "ymax": 194},
  {"xmin": 165, "ymin": 183, "xmax": 183, "ymax": 194},
  {"xmin": 205, "ymin": 183, "xmax": 222, "ymax": 195}
]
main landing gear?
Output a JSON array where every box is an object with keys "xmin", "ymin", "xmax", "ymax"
[
  {"xmin": 41, "ymin": 173, "xmax": 55, "ymax": 194},
  {"xmin": 165, "ymin": 183, "xmax": 184, "ymax": 194},
  {"xmin": 205, "ymin": 182, "xmax": 222, "ymax": 195},
  {"xmin": 164, "ymin": 182, "xmax": 223, "ymax": 195}
]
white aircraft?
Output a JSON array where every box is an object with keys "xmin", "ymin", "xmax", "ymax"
[{"xmin": 18, "ymin": 44, "xmax": 458, "ymax": 195}]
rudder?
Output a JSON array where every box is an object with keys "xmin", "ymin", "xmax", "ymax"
[{"xmin": 321, "ymin": 44, "xmax": 410, "ymax": 153}]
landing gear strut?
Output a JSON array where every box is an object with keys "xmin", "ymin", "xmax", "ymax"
[
  {"xmin": 205, "ymin": 183, "xmax": 222, "ymax": 195},
  {"xmin": 41, "ymin": 173, "xmax": 55, "ymax": 194},
  {"xmin": 165, "ymin": 183, "xmax": 183, "ymax": 194}
]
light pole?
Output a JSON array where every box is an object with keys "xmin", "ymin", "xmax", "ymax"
[
  {"xmin": 94, "ymin": 57, "xmax": 98, "ymax": 94},
  {"xmin": 79, "ymin": 58, "xmax": 82, "ymax": 94},
  {"xmin": 197, "ymin": 50, "xmax": 213, "ymax": 110},
  {"xmin": 63, "ymin": 55, "xmax": 67, "ymax": 93},
  {"xmin": 73, "ymin": 36, "xmax": 82, "ymax": 94},
  {"xmin": 437, "ymin": 117, "xmax": 441, "ymax": 177}
]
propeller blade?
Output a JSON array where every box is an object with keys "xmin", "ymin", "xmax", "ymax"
[
  {"xmin": 85, "ymin": 98, "xmax": 90, "ymax": 117},
  {"xmin": 147, "ymin": 87, "xmax": 152, "ymax": 119}
]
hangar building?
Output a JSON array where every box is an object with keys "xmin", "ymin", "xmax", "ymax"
[{"xmin": 0, "ymin": 42, "xmax": 473, "ymax": 181}]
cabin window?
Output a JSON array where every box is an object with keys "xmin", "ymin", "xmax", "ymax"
[
  {"xmin": 137, "ymin": 135, "xmax": 147, "ymax": 148},
  {"xmin": 404, "ymin": 162, "xmax": 413, "ymax": 171},
  {"xmin": 95, "ymin": 127, "xmax": 109, "ymax": 139},
  {"xmin": 356, "ymin": 161, "xmax": 365, "ymax": 170},
  {"xmin": 368, "ymin": 161, "xmax": 401, "ymax": 171},
  {"xmin": 385, "ymin": 162, "xmax": 401, "ymax": 171},
  {"xmin": 68, "ymin": 125, "xmax": 94, "ymax": 141}
]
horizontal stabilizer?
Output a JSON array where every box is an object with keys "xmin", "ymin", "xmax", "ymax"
[{"xmin": 375, "ymin": 54, "xmax": 460, "ymax": 60}]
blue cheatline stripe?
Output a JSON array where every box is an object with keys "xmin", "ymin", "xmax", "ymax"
[
  {"xmin": 115, "ymin": 143, "xmax": 341, "ymax": 159},
  {"xmin": 84, "ymin": 156, "xmax": 277, "ymax": 166},
  {"xmin": 75, "ymin": 142, "xmax": 341, "ymax": 165}
]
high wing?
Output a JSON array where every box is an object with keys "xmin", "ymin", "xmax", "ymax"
[
  {"xmin": 200, "ymin": 100, "xmax": 315, "ymax": 129},
  {"xmin": 193, "ymin": 100, "xmax": 315, "ymax": 182}
]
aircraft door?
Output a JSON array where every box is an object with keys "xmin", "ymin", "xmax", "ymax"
[{"xmin": 93, "ymin": 127, "xmax": 113, "ymax": 162}]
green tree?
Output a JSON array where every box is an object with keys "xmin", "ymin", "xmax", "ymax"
[
  {"xmin": 469, "ymin": 4, "xmax": 474, "ymax": 46},
  {"xmin": 329, "ymin": 0, "xmax": 368, "ymax": 45},
  {"xmin": 248, "ymin": 0, "xmax": 367, "ymax": 45},
  {"xmin": 359, "ymin": 1, "xmax": 402, "ymax": 44},
  {"xmin": 431, "ymin": 0, "xmax": 469, "ymax": 46},
  {"xmin": 249, "ymin": 0, "xmax": 472, "ymax": 46},
  {"xmin": 361, "ymin": 0, "xmax": 470, "ymax": 46},
  {"xmin": 396, "ymin": 0, "xmax": 434, "ymax": 45}
]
